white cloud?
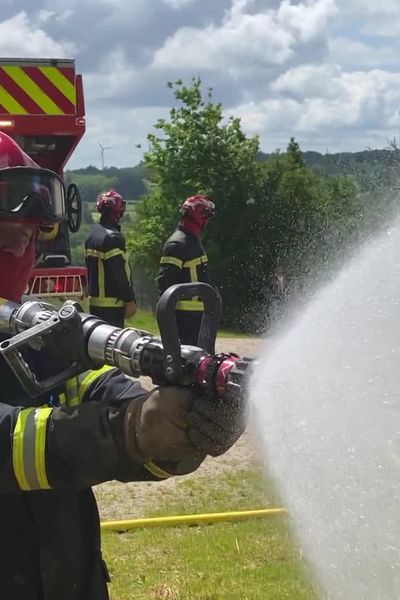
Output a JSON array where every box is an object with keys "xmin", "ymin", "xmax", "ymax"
[
  {"xmin": 233, "ymin": 66, "xmax": 400, "ymax": 148},
  {"xmin": 153, "ymin": 0, "xmax": 336, "ymax": 73},
  {"xmin": 338, "ymin": 0, "xmax": 400, "ymax": 16},
  {"xmin": 272, "ymin": 64, "xmax": 343, "ymax": 99},
  {"xmin": 328, "ymin": 37, "xmax": 398, "ymax": 68},
  {"xmin": 0, "ymin": 12, "xmax": 75, "ymax": 57},
  {"xmin": 162, "ymin": 0, "xmax": 196, "ymax": 7},
  {"xmin": 277, "ymin": 0, "xmax": 338, "ymax": 43},
  {"xmin": 0, "ymin": 0, "xmax": 399, "ymax": 166},
  {"xmin": 84, "ymin": 49, "xmax": 139, "ymax": 100},
  {"xmin": 67, "ymin": 105, "xmax": 169, "ymax": 170}
]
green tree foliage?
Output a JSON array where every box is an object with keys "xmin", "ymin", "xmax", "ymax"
[
  {"xmin": 82, "ymin": 201, "xmax": 93, "ymax": 224},
  {"xmin": 129, "ymin": 78, "xmax": 263, "ymax": 326},
  {"xmin": 65, "ymin": 164, "xmax": 147, "ymax": 202},
  {"xmin": 243, "ymin": 141, "xmax": 361, "ymax": 329},
  {"xmin": 65, "ymin": 172, "xmax": 118, "ymax": 202},
  {"xmin": 128, "ymin": 80, "xmax": 363, "ymax": 330}
]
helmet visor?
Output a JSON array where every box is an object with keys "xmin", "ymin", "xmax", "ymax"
[{"xmin": 0, "ymin": 167, "xmax": 65, "ymax": 223}]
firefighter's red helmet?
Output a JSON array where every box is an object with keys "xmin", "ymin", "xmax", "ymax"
[
  {"xmin": 180, "ymin": 195, "xmax": 215, "ymax": 221},
  {"xmin": 0, "ymin": 131, "xmax": 65, "ymax": 224},
  {"xmin": 96, "ymin": 189, "xmax": 126, "ymax": 220}
]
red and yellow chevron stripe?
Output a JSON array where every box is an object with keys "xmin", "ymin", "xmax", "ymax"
[{"xmin": 0, "ymin": 65, "xmax": 76, "ymax": 116}]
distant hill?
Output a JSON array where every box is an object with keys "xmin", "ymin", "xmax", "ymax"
[
  {"xmin": 66, "ymin": 148, "xmax": 400, "ymax": 202},
  {"xmin": 65, "ymin": 162, "xmax": 148, "ymax": 202},
  {"xmin": 258, "ymin": 149, "xmax": 400, "ymax": 193}
]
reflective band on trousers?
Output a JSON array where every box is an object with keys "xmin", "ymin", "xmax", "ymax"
[
  {"xmin": 13, "ymin": 407, "xmax": 53, "ymax": 490},
  {"xmin": 89, "ymin": 296, "xmax": 125, "ymax": 308},
  {"xmin": 176, "ymin": 300, "xmax": 204, "ymax": 311}
]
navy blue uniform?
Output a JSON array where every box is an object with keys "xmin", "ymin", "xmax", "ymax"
[
  {"xmin": 0, "ymin": 346, "xmax": 167, "ymax": 600},
  {"xmin": 85, "ymin": 217, "xmax": 135, "ymax": 328},
  {"xmin": 158, "ymin": 225, "xmax": 209, "ymax": 345}
]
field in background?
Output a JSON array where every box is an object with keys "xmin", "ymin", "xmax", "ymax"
[
  {"xmin": 126, "ymin": 310, "xmax": 253, "ymax": 338},
  {"xmin": 101, "ymin": 469, "xmax": 319, "ymax": 600}
]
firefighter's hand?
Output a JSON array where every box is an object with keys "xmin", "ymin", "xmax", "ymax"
[
  {"xmin": 186, "ymin": 393, "xmax": 247, "ymax": 457},
  {"xmin": 124, "ymin": 301, "xmax": 137, "ymax": 319},
  {"xmin": 124, "ymin": 387, "xmax": 247, "ymax": 474},
  {"xmin": 124, "ymin": 387, "xmax": 200, "ymax": 467}
]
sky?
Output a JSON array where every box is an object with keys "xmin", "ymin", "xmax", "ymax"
[{"xmin": 0, "ymin": 0, "xmax": 399, "ymax": 169}]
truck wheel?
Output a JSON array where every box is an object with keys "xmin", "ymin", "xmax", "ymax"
[{"xmin": 66, "ymin": 183, "xmax": 82, "ymax": 233}]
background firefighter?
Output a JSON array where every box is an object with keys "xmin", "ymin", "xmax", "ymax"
[
  {"xmin": 157, "ymin": 194, "xmax": 216, "ymax": 345},
  {"xmin": 85, "ymin": 189, "xmax": 137, "ymax": 328},
  {"xmin": 0, "ymin": 132, "xmax": 246, "ymax": 600}
]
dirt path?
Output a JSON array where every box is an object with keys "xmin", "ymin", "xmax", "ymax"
[{"xmin": 95, "ymin": 337, "xmax": 264, "ymax": 521}]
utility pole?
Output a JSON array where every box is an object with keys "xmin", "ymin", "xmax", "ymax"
[{"xmin": 98, "ymin": 142, "xmax": 112, "ymax": 170}]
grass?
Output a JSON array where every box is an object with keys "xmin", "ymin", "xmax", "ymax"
[
  {"xmin": 102, "ymin": 470, "xmax": 320, "ymax": 600},
  {"xmin": 127, "ymin": 309, "xmax": 254, "ymax": 338}
]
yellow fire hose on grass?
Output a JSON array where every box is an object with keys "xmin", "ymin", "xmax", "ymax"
[{"xmin": 101, "ymin": 507, "xmax": 287, "ymax": 532}]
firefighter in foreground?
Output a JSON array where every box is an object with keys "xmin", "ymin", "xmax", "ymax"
[
  {"xmin": 158, "ymin": 195, "xmax": 215, "ymax": 345},
  {"xmin": 0, "ymin": 133, "xmax": 246, "ymax": 600},
  {"xmin": 85, "ymin": 189, "xmax": 137, "ymax": 328}
]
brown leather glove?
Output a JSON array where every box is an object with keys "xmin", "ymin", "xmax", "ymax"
[
  {"xmin": 124, "ymin": 386, "xmax": 247, "ymax": 475},
  {"xmin": 186, "ymin": 393, "xmax": 247, "ymax": 457}
]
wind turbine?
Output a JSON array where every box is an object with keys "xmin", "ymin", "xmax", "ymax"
[{"xmin": 98, "ymin": 142, "xmax": 113, "ymax": 170}]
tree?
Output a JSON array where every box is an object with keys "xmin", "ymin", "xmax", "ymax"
[
  {"xmin": 129, "ymin": 78, "xmax": 263, "ymax": 327},
  {"xmin": 128, "ymin": 80, "xmax": 362, "ymax": 331},
  {"xmin": 242, "ymin": 140, "xmax": 361, "ymax": 330}
]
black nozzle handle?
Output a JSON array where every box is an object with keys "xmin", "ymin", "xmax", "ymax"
[{"xmin": 156, "ymin": 283, "xmax": 222, "ymax": 382}]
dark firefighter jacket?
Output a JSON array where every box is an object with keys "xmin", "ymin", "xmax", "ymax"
[
  {"xmin": 85, "ymin": 219, "xmax": 135, "ymax": 309},
  {"xmin": 157, "ymin": 225, "xmax": 209, "ymax": 312},
  {"xmin": 0, "ymin": 342, "xmax": 172, "ymax": 600}
]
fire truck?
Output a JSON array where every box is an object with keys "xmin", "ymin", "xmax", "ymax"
[{"xmin": 0, "ymin": 57, "xmax": 87, "ymax": 300}]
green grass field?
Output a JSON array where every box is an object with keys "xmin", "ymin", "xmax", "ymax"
[
  {"xmin": 102, "ymin": 470, "xmax": 319, "ymax": 600},
  {"xmin": 126, "ymin": 309, "xmax": 252, "ymax": 338}
]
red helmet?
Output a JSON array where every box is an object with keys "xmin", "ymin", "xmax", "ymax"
[
  {"xmin": 96, "ymin": 189, "xmax": 126, "ymax": 221},
  {"xmin": 0, "ymin": 132, "xmax": 65, "ymax": 224},
  {"xmin": 180, "ymin": 195, "xmax": 215, "ymax": 222}
]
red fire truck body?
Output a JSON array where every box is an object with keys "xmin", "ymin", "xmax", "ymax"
[{"xmin": 0, "ymin": 57, "xmax": 87, "ymax": 299}]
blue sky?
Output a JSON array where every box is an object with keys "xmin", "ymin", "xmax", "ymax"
[{"xmin": 0, "ymin": 0, "xmax": 399, "ymax": 169}]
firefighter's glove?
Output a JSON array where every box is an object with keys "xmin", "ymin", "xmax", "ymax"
[
  {"xmin": 124, "ymin": 386, "xmax": 247, "ymax": 471},
  {"xmin": 186, "ymin": 392, "xmax": 247, "ymax": 457},
  {"xmin": 124, "ymin": 387, "xmax": 206, "ymax": 473}
]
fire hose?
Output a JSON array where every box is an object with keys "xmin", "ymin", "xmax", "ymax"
[
  {"xmin": 0, "ymin": 283, "xmax": 253, "ymax": 405},
  {"xmin": 0, "ymin": 285, "xmax": 267, "ymax": 531}
]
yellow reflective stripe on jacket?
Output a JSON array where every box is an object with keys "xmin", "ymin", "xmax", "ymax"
[
  {"xmin": 182, "ymin": 255, "xmax": 208, "ymax": 269},
  {"xmin": 85, "ymin": 248, "xmax": 125, "ymax": 299},
  {"xmin": 85, "ymin": 248, "xmax": 124, "ymax": 260},
  {"xmin": 98, "ymin": 254, "xmax": 105, "ymax": 299},
  {"xmin": 89, "ymin": 296, "xmax": 125, "ymax": 308},
  {"xmin": 160, "ymin": 255, "xmax": 183, "ymax": 269},
  {"xmin": 176, "ymin": 300, "xmax": 204, "ymax": 311},
  {"xmin": 13, "ymin": 407, "xmax": 53, "ymax": 490},
  {"xmin": 78, "ymin": 365, "xmax": 115, "ymax": 402},
  {"xmin": 144, "ymin": 461, "xmax": 173, "ymax": 479},
  {"xmin": 183, "ymin": 255, "xmax": 207, "ymax": 283},
  {"xmin": 65, "ymin": 377, "xmax": 80, "ymax": 406}
]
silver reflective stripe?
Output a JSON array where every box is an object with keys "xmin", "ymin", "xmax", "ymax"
[
  {"xmin": 65, "ymin": 377, "xmax": 79, "ymax": 406},
  {"xmin": 22, "ymin": 409, "xmax": 42, "ymax": 489},
  {"xmin": 12, "ymin": 407, "xmax": 52, "ymax": 490}
]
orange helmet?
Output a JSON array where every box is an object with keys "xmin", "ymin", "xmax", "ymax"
[{"xmin": 0, "ymin": 132, "xmax": 65, "ymax": 224}]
